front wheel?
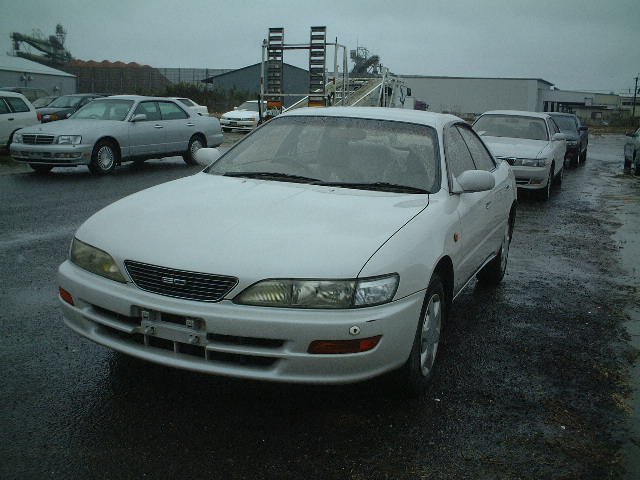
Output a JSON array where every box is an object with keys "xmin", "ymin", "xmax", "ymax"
[
  {"xmin": 88, "ymin": 140, "xmax": 118, "ymax": 174},
  {"xmin": 397, "ymin": 274, "xmax": 446, "ymax": 396},
  {"xmin": 183, "ymin": 135, "xmax": 205, "ymax": 165},
  {"xmin": 537, "ymin": 166, "xmax": 553, "ymax": 201},
  {"xmin": 580, "ymin": 148, "xmax": 587, "ymax": 164},
  {"xmin": 477, "ymin": 212, "xmax": 514, "ymax": 285}
]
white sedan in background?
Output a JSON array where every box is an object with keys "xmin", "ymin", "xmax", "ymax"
[
  {"xmin": 58, "ymin": 107, "xmax": 516, "ymax": 395},
  {"xmin": 473, "ymin": 110, "xmax": 566, "ymax": 200},
  {"xmin": 219, "ymin": 100, "xmax": 264, "ymax": 132},
  {"xmin": 171, "ymin": 97, "xmax": 209, "ymax": 116}
]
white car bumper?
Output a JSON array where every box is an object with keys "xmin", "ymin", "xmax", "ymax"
[
  {"xmin": 511, "ymin": 165, "xmax": 550, "ymax": 190},
  {"xmin": 58, "ymin": 260, "xmax": 423, "ymax": 384},
  {"xmin": 220, "ymin": 118, "xmax": 258, "ymax": 131}
]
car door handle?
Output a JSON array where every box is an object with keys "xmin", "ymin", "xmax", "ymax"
[
  {"xmin": 153, "ymin": 125, "xmax": 164, "ymax": 129},
  {"xmin": 186, "ymin": 122, "xmax": 195, "ymax": 126},
  {"xmin": 485, "ymin": 201, "xmax": 492, "ymax": 209},
  {"xmin": 503, "ymin": 184, "xmax": 510, "ymax": 191},
  {"xmin": 8, "ymin": 118, "xmax": 14, "ymax": 121}
]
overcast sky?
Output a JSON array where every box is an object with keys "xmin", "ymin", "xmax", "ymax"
[{"xmin": 2, "ymin": 0, "xmax": 638, "ymax": 93}]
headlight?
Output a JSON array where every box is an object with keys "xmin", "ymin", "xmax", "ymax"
[
  {"xmin": 13, "ymin": 133, "xmax": 23, "ymax": 143},
  {"xmin": 57, "ymin": 135, "xmax": 82, "ymax": 145},
  {"xmin": 516, "ymin": 158, "xmax": 546, "ymax": 167},
  {"xmin": 70, "ymin": 238, "xmax": 127, "ymax": 283},
  {"xmin": 235, "ymin": 274, "xmax": 399, "ymax": 308}
]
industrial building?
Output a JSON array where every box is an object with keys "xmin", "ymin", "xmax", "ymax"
[
  {"xmin": 398, "ymin": 75, "xmax": 631, "ymax": 124},
  {"xmin": 0, "ymin": 53, "xmax": 76, "ymax": 95}
]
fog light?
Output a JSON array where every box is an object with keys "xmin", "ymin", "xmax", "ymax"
[
  {"xmin": 531, "ymin": 178, "xmax": 542, "ymax": 184},
  {"xmin": 59, "ymin": 287, "xmax": 74, "ymax": 305},
  {"xmin": 308, "ymin": 336, "xmax": 381, "ymax": 354}
]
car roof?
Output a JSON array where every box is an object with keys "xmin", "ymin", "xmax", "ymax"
[
  {"xmin": 281, "ymin": 106, "xmax": 461, "ymax": 129},
  {"xmin": 0, "ymin": 90, "xmax": 30, "ymax": 99},
  {"xmin": 480, "ymin": 110, "xmax": 551, "ymax": 120},
  {"xmin": 108, "ymin": 95, "xmax": 179, "ymax": 101},
  {"xmin": 547, "ymin": 112, "xmax": 577, "ymax": 118}
]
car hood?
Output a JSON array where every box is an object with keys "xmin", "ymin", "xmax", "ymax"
[
  {"xmin": 223, "ymin": 110, "xmax": 259, "ymax": 120},
  {"xmin": 481, "ymin": 136, "xmax": 547, "ymax": 159},
  {"xmin": 37, "ymin": 107, "xmax": 73, "ymax": 116},
  {"xmin": 19, "ymin": 119, "xmax": 123, "ymax": 135},
  {"xmin": 76, "ymin": 173, "xmax": 429, "ymax": 281}
]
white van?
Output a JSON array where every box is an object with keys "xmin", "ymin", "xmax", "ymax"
[{"xmin": 0, "ymin": 91, "xmax": 38, "ymax": 148}]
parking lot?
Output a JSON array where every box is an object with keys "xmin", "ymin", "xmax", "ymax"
[{"xmin": 1, "ymin": 134, "xmax": 638, "ymax": 479}]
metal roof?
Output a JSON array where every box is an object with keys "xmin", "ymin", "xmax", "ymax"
[
  {"xmin": 0, "ymin": 54, "xmax": 75, "ymax": 78},
  {"xmin": 400, "ymin": 75, "xmax": 554, "ymax": 86}
]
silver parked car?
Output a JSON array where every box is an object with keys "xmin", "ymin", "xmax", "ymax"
[{"xmin": 10, "ymin": 95, "xmax": 223, "ymax": 174}]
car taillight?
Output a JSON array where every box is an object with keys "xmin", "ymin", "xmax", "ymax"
[{"xmin": 37, "ymin": 112, "xmax": 42, "ymax": 121}]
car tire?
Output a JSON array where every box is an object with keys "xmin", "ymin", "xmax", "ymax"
[
  {"xmin": 635, "ymin": 151, "xmax": 640, "ymax": 176},
  {"xmin": 581, "ymin": 148, "xmax": 587, "ymax": 164},
  {"xmin": 183, "ymin": 134, "xmax": 206, "ymax": 166},
  {"xmin": 477, "ymin": 210, "xmax": 514, "ymax": 285},
  {"xmin": 29, "ymin": 164, "xmax": 53, "ymax": 174},
  {"xmin": 553, "ymin": 164, "xmax": 563, "ymax": 186},
  {"xmin": 397, "ymin": 274, "xmax": 446, "ymax": 396},
  {"xmin": 88, "ymin": 139, "xmax": 118, "ymax": 175},
  {"xmin": 537, "ymin": 166, "xmax": 553, "ymax": 201}
]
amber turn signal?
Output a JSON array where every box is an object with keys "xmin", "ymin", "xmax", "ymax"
[{"xmin": 59, "ymin": 287, "xmax": 74, "ymax": 305}]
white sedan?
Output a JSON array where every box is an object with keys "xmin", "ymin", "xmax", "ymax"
[
  {"xmin": 171, "ymin": 97, "xmax": 209, "ymax": 116},
  {"xmin": 219, "ymin": 100, "xmax": 263, "ymax": 132},
  {"xmin": 57, "ymin": 107, "xmax": 516, "ymax": 394},
  {"xmin": 473, "ymin": 110, "xmax": 566, "ymax": 201}
]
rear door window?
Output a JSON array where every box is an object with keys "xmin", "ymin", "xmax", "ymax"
[
  {"xmin": 5, "ymin": 97, "xmax": 30, "ymax": 113},
  {"xmin": 158, "ymin": 101, "xmax": 189, "ymax": 120}
]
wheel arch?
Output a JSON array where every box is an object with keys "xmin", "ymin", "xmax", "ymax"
[
  {"xmin": 95, "ymin": 136, "xmax": 121, "ymax": 160},
  {"xmin": 191, "ymin": 132, "xmax": 208, "ymax": 147},
  {"xmin": 432, "ymin": 255, "xmax": 454, "ymax": 310}
]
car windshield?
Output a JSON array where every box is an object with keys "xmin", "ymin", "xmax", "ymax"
[
  {"xmin": 473, "ymin": 115, "xmax": 549, "ymax": 141},
  {"xmin": 32, "ymin": 96, "xmax": 56, "ymax": 108},
  {"xmin": 47, "ymin": 96, "xmax": 85, "ymax": 108},
  {"xmin": 551, "ymin": 115, "xmax": 578, "ymax": 132},
  {"xmin": 71, "ymin": 99, "xmax": 134, "ymax": 121},
  {"xmin": 237, "ymin": 102, "xmax": 259, "ymax": 112},
  {"xmin": 207, "ymin": 115, "xmax": 440, "ymax": 193}
]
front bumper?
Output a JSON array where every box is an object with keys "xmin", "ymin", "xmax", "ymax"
[
  {"xmin": 10, "ymin": 143, "xmax": 93, "ymax": 166},
  {"xmin": 511, "ymin": 165, "xmax": 550, "ymax": 190},
  {"xmin": 220, "ymin": 118, "xmax": 258, "ymax": 131},
  {"xmin": 58, "ymin": 260, "xmax": 423, "ymax": 384}
]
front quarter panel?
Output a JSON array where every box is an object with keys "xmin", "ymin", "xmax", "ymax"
[{"xmin": 358, "ymin": 190, "xmax": 460, "ymax": 300}]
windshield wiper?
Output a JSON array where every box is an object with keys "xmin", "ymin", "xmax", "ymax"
[
  {"xmin": 316, "ymin": 182, "xmax": 429, "ymax": 194},
  {"xmin": 222, "ymin": 171, "xmax": 321, "ymax": 184}
]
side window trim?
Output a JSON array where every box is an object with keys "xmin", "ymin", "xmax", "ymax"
[
  {"xmin": 456, "ymin": 123, "xmax": 497, "ymax": 172},
  {"xmin": 443, "ymin": 121, "xmax": 476, "ymax": 194}
]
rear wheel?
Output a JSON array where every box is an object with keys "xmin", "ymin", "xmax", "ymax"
[
  {"xmin": 553, "ymin": 163, "xmax": 563, "ymax": 186},
  {"xmin": 88, "ymin": 140, "xmax": 118, "ymax": 175},
  {"xmin": 183, "ymin": 135, "xmax": 205, "ymax": 165},
  {"xmin": 29, "ymin": 164, "xmax": 53, "ymax": 174},
  {"xmin": 397, "ymin": 274, "xmax": 446, "ymax": 396}
]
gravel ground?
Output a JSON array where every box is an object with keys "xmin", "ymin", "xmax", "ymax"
[{"xmin": 0, "ymin": 134, "xmax": 638, "ymax": 479}]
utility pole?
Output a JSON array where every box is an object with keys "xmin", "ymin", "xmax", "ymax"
[{"xmin": 633, "ymin": 74, "xmax": 639, "ymax": 121}]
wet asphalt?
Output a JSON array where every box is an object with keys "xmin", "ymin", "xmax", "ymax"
[{"xmin": 1, "ymin": 135, "xmax": 638, "ymax": 479}]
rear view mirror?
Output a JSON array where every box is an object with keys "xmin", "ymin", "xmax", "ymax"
[
  {"xmin": 194, "ymin": 147, "xmax": 221, "ymax": 166},
  {"xmin": 456, "ymin": 170, "xmax": 495, "ymax": 193}
]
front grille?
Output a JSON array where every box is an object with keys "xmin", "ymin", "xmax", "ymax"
[
  {"xmin": 497, "ymin": 156, "xmax": 516, "ymax": 166},
  {"xmin": 515, "ymin": 177, "xmax": 530, "ymax": 185},
  {"xmin": 22, "ymin": 134, "xmax": 54, "ymax": 145},
  {"xmin": 124, "ymin": 260, "xmax": 238, "ymax": 302}
]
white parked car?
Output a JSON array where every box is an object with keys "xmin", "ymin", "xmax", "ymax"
[
  {"xmin": 58, "ymin": 107, "xmax": 516, "ymax": 394},
  {"xmin": 219, "ymin": 100, "xmax": 264, "ymax": 132},
  {"xmin": 473, "ymin": 110, "xmax": 566, "ymax": 201},
  {"xmin": 171, "ymin": 97, "xmax": 209, "ymax": 116},
  {"xmin": 0, "ymin": 91, "xmax": 38, "ymax": 148}
]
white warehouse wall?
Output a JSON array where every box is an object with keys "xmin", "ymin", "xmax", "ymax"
[{"xmin": 399, "ymin": 76, "xmax": 552, "ymax": 117}]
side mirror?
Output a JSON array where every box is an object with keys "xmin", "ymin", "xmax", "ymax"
[
  {"xmin": 131, "ymin": 113, "xmax": 146, "ymax": 122},
  {"xmin": 194, "ymin": 147, "xmax": 221, "ymax": 166},
  {"xmin": 233, "ymin": 106, "xmax": 238, "ymax": 110},
  {"xmin": 626, "ymin": 132, "xmax": 637, "ymax": 137},
  {"xmin": 551, "ymin": 133, "xmax": 567, "ymax": 141},
  {"xmin": 456, "ymin": 170, "xmax": 495, "ymax": 193}
]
